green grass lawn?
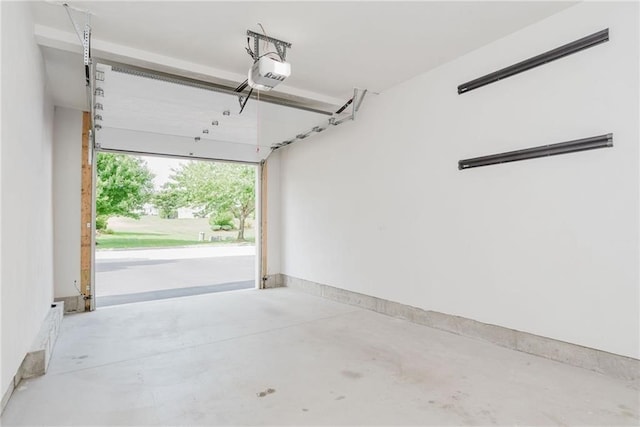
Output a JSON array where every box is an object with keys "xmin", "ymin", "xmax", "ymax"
[{"xmin": 97, "ymin": 216, "xmax": 255, "ymax": 250}]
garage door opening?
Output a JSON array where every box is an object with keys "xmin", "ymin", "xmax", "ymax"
[
  {"xmin": 83, "ymin": 62, "xmax": 332, "ymax": 310},
  {"xmin": 94, "ymin": 152, "xmax": 258, "ymax": 307}
]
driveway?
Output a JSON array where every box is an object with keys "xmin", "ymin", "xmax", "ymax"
[{"xmin": 95, "ymin": 245, "xmax": 256, "ymax": 306}]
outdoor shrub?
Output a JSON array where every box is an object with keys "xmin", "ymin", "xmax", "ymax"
[
  {"xmin": 193, "ymin": 209, "xmax": 208, "ymax": 219},
  {"xmin": 159, "ymin": 209, "xmax": 178, "ymax": 219},
  {"xmin": 96, "ymin": 215, "xmax": 109, "ymax": 231},
  {"xmin": 209, "ymin": 211, "xmax": 235, "ymax": 231}
]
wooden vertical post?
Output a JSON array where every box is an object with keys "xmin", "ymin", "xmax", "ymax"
[{"xmin": 80, "ymin": 112, "xmax": 92, "ymax": 310}]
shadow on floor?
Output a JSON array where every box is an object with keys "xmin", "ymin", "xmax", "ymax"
[{"xmin": 96, "ymin": 280, "xmax": 255, "ymax": 307}]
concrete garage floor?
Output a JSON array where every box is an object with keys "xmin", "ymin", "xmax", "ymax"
[{"xmin": 2, "ymin": 288, "xmax": 638, "ymax": 426}]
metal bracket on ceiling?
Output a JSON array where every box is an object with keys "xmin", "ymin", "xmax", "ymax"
[
  {"xmin": 64, "ymin": 2, "xmax": 101, "ymax": 164},
  {"xmin": 63, "ymin": 4, "xmax": 92, "ymax": 62},
  {"xmin": 247, "ymin": 30, "xmax": 292, "ymax": 61},
  {"xmin": 332, "ymin": 88, "xmax": 368, "ymax": 126},
  {"xmin": 82, "ymin": 26, "xmax": 91, "ymax": 67},
  {"xmin": 63, "ymin": 3, "xmax": 92, "ymax": 87},
  {"xmin": 269, "ymin": 88, "xmax": 370, "ymax": 154}
]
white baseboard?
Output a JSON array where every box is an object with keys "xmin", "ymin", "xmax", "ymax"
[
  {"xmin": 283, "ymin": 274, "xmax": 639, "ymax": 384},
  {"xmin": 1, "ymin": 301, "xmax": 64, "ymax": 414}
]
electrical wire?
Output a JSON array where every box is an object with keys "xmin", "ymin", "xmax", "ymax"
[
  {"xmin": 246, "ymin": 37, "xmax": 256, "ymax": 60},
  {"xmin": 256, "ymin": 51, "xmax": 282, "ymax": 62},
  {"xmin": 245, "ymin": 38, "xmax": 281, "ymax": 64},
  {"xmin": 256, "ymin": 23, "xmax": 284, "ymax": 61}
]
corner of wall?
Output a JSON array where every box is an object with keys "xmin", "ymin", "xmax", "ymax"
[
  {"xmin": 52, "ymin": 106, "xmax": 83, "ymax": 300},
  {"xmin": 1, "ymin": 0, "xmax": 58, "ymax": 401},
  {"xmin": 265, "ymin": 150, "xmax": 282, "ymax": 276}
]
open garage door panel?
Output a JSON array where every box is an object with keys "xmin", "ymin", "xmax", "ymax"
[{"xmin": 94, "ymin": 63, "xmax": 331, "ymax": 163}]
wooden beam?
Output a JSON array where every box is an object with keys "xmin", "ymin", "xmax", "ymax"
[{"xmin": 80, "ymin": 112, "xmax": 92, "ymax": 310}]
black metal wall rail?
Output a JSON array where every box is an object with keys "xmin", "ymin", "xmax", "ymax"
[
  {"xmin": 458, "ymin": 134, "xmax": 613, "ymax": 170},
  {"xmin": 458, "ymin": 29, "xmax": 609, "ymax": 94}
]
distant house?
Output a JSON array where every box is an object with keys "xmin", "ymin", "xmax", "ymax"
[
  {"xmin": 142, "ymin": 203, "xmax": 159, "ymax": 216},
  {"xmin": 177, "ymin": 207, "xmax": 205, "ymax": 219}
]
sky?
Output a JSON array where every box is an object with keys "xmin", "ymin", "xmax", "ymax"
[{"xmin": 141, "ymin": 155, "xmax": 186, "ymax": 190}]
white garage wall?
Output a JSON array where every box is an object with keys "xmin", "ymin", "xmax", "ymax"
[
  {"xmin": 52, "ymin": 107, "xmax": 83, "ymax": 299},
  {"xmin": 1, "ymin": 2, "xmax": 55, "ymax": 396},
  {"xmin": 279, "ymin": 2, "xmax": 639, "ymax": 358}
]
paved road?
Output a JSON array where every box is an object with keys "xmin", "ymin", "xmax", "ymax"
[
  {"xmin": 96, "ymin": 245, "xmax": 255, "ymax": 261},
  {"xmin": 95, "ymin": 246, "xmax": 256, "ymax": 305}
]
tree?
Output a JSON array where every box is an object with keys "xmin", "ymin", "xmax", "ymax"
[
  {"xmin": 169, "ymin": 161, "xmax": 255, "ymax": 240},
  {"xmin": 96, "ymin": 153, "xmax": 155, "ymax": 229},
  {"xmin": 153, "ymin": 184, "xmax": 183, "ymax": 219}
]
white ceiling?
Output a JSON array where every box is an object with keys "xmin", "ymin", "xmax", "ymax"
[
  {"xmin": 33, "ymin": 1, "xmax": 577, "ymax": 162},
  {"xmin": 33, "ymin": 1, "xmax": 576, "ymax": 107}
]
